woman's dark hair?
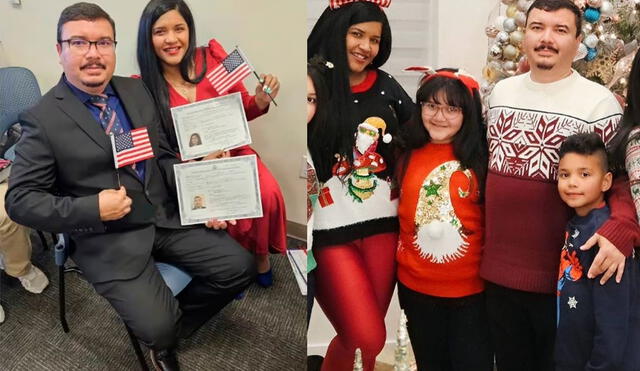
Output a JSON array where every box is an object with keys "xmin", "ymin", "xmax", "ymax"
[
  {"xmin": 307, "ymin": 3, "xmax": 392, "ymax": 174},
  {"xmin": 137, "ymin": 0, "xmax": 206, "ymax": 147},
  {"xmin": 608, "ymin": 50, "xmax": 640, "ymax": 175},
  {"xmin": 400, "ymin": 70, "xmax": 488, "ymax": 199},
  {"xmin": 307, "ymin": 56, "xmax": 336, "ymax": 181}
]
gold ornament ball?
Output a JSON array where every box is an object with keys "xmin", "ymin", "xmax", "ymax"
[
  {"xmin": 506, "ymin": 4, "xmax": 518, "ymax": 18},
  {"xmin": 503, "ymin": 44, "xmax": 519, "ymax": 60},
  {"xmin": 620, "ymin": 77, "xmax": 627, "ymax": 87},
  {"xmin": 515, "ymin": 11, "xmax": 527, "ymax": 27},
  {"xmin": 510, "ymin": 30, "xmax": 524, "ymax": 46},
  {"xmin": 483, "ymin": 63, "xmax": 505, "ymax": 83}
]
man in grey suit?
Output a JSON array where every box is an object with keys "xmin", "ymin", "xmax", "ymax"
[{"xmin": 4, "ymin": 3, "xmax": 255, "ymax": 370}]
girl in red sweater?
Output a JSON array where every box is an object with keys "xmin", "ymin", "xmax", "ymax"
[{"xmin": 396, "ymin": 68, "xmax": 492, "ymax": 371}]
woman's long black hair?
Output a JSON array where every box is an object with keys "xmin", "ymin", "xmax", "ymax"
[
  {"xmin": 608, "ymin": 51, "xmax": 640, "ymax": 175},
  {"xmin": 307, "ymin": 56, "xmax": 335, "ymax": 181},
  {"xmin": 307, "ymin": 2, "xmax": 392, "ymax": 181},
  {"xmin": 400, "ymin": 70, "xmax": 488, "ymax": 199},
  {"xmin": 137, "ymin": 0, "xmax": 207, "ymax": 148}
]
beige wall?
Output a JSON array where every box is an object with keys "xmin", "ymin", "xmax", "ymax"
[
  {"xmin": 0, "ymin": 0, "xmax": 307, "ymax": 225},
  {"xmin": 436, "ymin": 0, "xmax": 496, "ymax": 79}
]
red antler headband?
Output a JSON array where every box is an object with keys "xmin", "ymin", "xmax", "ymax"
[
  {"xmin": 329, "ymin": 0, "xmax": 391, "ymax": 10},
  {"xmin": 404, "ymin": 66, "xmax": 480, "ymax": 95}
]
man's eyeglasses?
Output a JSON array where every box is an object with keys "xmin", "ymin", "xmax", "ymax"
[
  {"xmin": 59, "ymin": 38, "xmax": 117, "ymax": 54},
  {"xmin": 421, "ymin": 102, "xmax": 463, "ymax": 120}
]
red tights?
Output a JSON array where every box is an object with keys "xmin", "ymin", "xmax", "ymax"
[{"xmin": 313, "ymin": 232, "xmax": 398, "ymax": 371}]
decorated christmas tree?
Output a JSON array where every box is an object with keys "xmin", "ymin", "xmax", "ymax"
[
  {"xmin": 482, "ymin": 0, "xmax": 640, "ymax": 104},
  {"xmin": 353, "ymin": 348, "xmax": 363, "ymax": 371},
  {"xmin": 394, "ymin": 310, "xmax": 412, "ymax": 371}
]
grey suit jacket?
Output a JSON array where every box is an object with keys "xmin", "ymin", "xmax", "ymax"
[{"xmin": 5, "ymin": 75, "xmax": 187, "ymax": 283}]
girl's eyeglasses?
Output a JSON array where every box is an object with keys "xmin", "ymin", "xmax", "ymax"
[{"xmin": 421, "ymin": 102, "xmax": 462, "ymax": 120}]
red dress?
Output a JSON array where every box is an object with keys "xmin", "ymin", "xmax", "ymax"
[{"xmin": 167, "ymin": 39, "xmax": 287, "ymax": 256}]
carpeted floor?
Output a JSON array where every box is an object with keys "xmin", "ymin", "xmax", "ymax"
[{"xmin": 0, "ymin": 234, "xmax": 306, "ymax": 371}]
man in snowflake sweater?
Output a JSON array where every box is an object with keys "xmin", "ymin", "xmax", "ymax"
[{"xmin": 481, "ymin": 1, "xmax": 640, "ymax": 370}]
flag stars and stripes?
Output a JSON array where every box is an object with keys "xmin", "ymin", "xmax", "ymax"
[
  {"xmin": 206, "ymin": 48, "xmax": 253, "ymax": 94},
  {"xmin": 110, "ymin": 127, "xmax": 155, "ymax": 168}
]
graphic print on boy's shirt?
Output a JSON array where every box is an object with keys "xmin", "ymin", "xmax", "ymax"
[{"xmin": 557, "ymin": 229, "xmax": 584, "ymax": 325}]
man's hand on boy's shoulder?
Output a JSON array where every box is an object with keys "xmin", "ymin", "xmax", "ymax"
[{"xmin": 581, "ymin": 233, "xmax": 626, "ymax": 285}]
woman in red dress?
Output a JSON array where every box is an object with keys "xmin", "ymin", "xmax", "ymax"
[{"xmin": 136, "ymin": 0, "xmax": 286, "ymax": 287}]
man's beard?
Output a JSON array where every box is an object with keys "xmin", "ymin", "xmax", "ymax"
[
  {"xmin": 82, "ymin": 80, "xmax": 106, "ymax": 88},
  {"xmin": 355, "ymin": 133, "xmax": 376, "ymax": 154},
  {"xmin": 535, "ymin": 63, "xmax": 554, "ymax": 70}
]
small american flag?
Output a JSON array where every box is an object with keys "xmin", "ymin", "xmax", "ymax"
[
  {"xmin": 110, "ymin": 127, "xmax": 154, "ymax": 168},
  {"xmin": 329, "ymin": 0, "xmax": 391, "ymax": 9},
  {"xmin": 206, "ymin": 47, "xmax": 252, "ymax": 94}
]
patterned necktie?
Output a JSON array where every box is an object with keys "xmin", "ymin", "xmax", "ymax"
[
  {"xmin": 88, "ymin": 94, "xmax": 124, "ymax": 135},
  {"xmin": 89, "ymin": 94, "xmax": 142, "ymax": 179}
]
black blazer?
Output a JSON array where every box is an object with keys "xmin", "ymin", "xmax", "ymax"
[{"xmin": 6, "ymin": 75, "xmax": 187, "ymax": 283}]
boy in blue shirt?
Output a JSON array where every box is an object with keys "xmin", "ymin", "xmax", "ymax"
[{"xmin": 555, "ymin": 133, "xmax": 640, "ymax": 370}]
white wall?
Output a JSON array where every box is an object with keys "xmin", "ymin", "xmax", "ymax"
[
  {"xmin": 436, "ymin": 0, "xmax": 497, "ymax": 79},
  {"xmin": 0, "ymin": 0, "xmax": 307, "ymax": 225},
  {"xmin": 307, "ymin": 0, "xmax": 498, "ymax": 358}
]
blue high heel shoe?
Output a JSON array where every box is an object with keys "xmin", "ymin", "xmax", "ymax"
[{"xmin": 256, "ymin": 269, "xmax": 273, "ymax": 288}]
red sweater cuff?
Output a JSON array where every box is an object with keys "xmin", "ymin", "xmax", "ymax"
[
  {"xmin": 599, "ymin": 176, "xmax": 640, "ymax": 257},
  {"xmin": 598, "ymin": 221, "xmax": 635, "ymax": 257}
]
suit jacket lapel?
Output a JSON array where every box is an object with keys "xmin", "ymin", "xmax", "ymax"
[{"xmin": 54, "ymin": 77, "xmax": 112, "ymax": 155}]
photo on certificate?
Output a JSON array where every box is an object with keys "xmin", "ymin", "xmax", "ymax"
[
  {"xmin": 174, "ymin": 154, "xmax": 263, "ymax": 225},
  {"xmin": 171, "ymin": 92, "xmax": 251, "ymax": 161}
]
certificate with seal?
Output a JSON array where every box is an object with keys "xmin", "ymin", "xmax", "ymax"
[
  {"xmin": 171, "ymin": 92, "xmax": 251, "ymax": 161},
  {"xmin": 174, "ymin": 155, "xmax": 263, "ymax": 225}
]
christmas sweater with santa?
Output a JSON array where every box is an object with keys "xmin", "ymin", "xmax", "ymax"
[
  {"xmin": 480, "ymin": 70, "xmax": 635, "ymax": 294},
  {"xmin": 312, "ymin": 69, "xmax": 413, "ymax": 248},
  {"xmin": 397, "ymin": 143, "xmax": 484, "ymax": 298}
]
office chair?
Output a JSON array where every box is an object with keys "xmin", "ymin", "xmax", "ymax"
[
  {"xmin": 0, "ymin": 66, "xmax": 42, "ymax": 161},
  {"xmin": 0, "ymin": 67, "xmax": 53, "ymax": 249},
  {"xmin": 54, "ymin": 234, "xmax": 192, "ymax": 371}
]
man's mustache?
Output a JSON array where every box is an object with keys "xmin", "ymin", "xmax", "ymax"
[
  {"xmin": 534, "ymin": 44, "xmax": 559, "ymax": 53},
  {"xmin": 80, "ymin": 63, "xmax": 106, "ymax": 70}
]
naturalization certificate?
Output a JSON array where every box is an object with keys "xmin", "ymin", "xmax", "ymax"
[
  {"xmin": 171, "ymin": 92, "xmax": 251, "ymax": 161},
  {"xmin": 174, "ymin": 154, "xmax": 263, "ymax": 225}
]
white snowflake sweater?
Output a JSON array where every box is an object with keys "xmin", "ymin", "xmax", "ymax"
[{"xmin": 480, "ymin": 71, "xmax": 623, "ymax": 294}]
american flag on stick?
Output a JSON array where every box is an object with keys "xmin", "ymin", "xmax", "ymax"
[
  {"xmin": 109, "ymin": 127, "xmax": 155, "ymax": 168},
  {"xmin": 206, "ymin": 47, "xmax": 253, "ymax": 94}
]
